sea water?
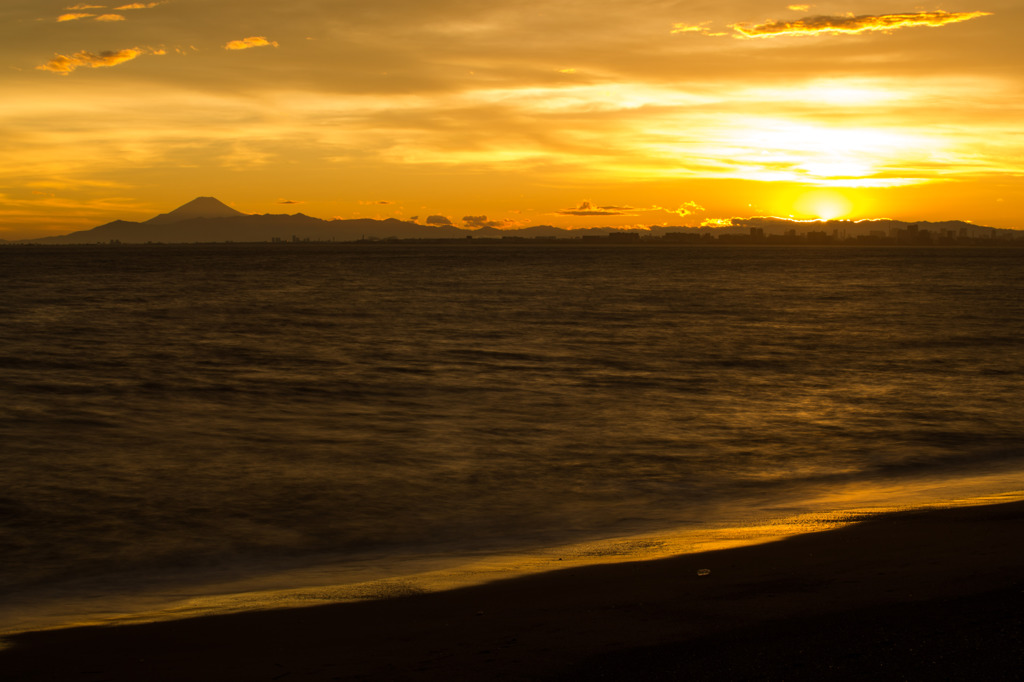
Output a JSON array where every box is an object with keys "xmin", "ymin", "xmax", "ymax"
[{"xmin": 2, "ymin": 243, "xmax": 1023, "ymax": 633}]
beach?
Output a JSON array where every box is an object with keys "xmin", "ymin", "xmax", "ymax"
[{"xmin": 3, "ymin": 500, "xmax": 1022, "ymax": 681}]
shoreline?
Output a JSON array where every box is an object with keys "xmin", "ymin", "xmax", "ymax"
[
  {"xmin": 0, "ymin": 507, "xmax": 861, "ymax": 639},
  {"xmin": 3, "ymin": 481, "xmax": 1014, "ymax": 638},
  {"xmin": 4, "ymin": 500, "xmax": 1024, "ymax": 680}
]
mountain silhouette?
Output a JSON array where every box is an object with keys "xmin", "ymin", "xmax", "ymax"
[
  {"xmin": 145, "ymin": 197, "xmax": 248, "ymax": 224},
  {"xmin": 21, "ymin": 198, "xmax": 478, "ymax": 244},
  {"xmin": 10, "ymin": 197, "xmax": 1011, "ymax": 244}
]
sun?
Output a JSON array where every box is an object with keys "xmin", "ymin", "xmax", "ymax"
[{"xmin": 794, "ymin": 189, "xmax": 854, "ymax": 220}]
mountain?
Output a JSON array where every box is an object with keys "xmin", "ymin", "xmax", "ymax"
[
  {"xmin": 19, "ymin": 197, "xmax": 621, "ymax": 244},
  {"xmin": 12, "ymin": 197, "xmax": 1017, "ymax": 244},
  {"xmin": 21, "ymin": 198, "xmax": 482, "ymax": 244},
  {"xmin": 145, "ymin": 196, "xmax": 248, "ymax": 224}
]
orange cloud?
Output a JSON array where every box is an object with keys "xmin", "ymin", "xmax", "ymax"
[
  {"xmin": 66, "ymin": 4, "xmax": 105, "ymax": 8},
  {"xmin": 96, "ymin": 14, "xmax": 126, "ymax": 21},
  {"xmin": 557, "ymin": 201, "xmax": 634, "ymax": 216},
  {"xmin": 655, "ymin": 201, "xmax": 705, "ymax": 217},
  {"xmin": 670, "ymin": 21, "xmax": 729, "ymax": 38},
  {"xmin": 115, "ymin": 2, "xmax": 161, "ymax": 8},
  {"xmin": 36, "ymin": 47, "xmax": 158, "ymax": 74},
  {"xmin": 462, "ymin": 215, "xmax": 516, "ymax": 229},
  {"xmin": 57, "ymin": 13, "xmax": 95, "ymax": 21},
  {"xmin": 670, "ymin": 22, "xmax": 711, "ymax": 34},
  {"xmin": 731, "ymin": 10, "xmax": 993, "ymax": 38},
  {"xmin": 701, "ymin": 218, "xmax": 737, "ymax": 228},
  {"xmin": 224, "ymin": 36, "xmax": 279, "ymax": 51}
]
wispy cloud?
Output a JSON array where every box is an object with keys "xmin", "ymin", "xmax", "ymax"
[
  {"xmin": 36, "ymin": 47, "xmax": 162, "ymax": 74},
  {"xmin": 115, "ymin": 2, "xmax": 161, "ymax": 8},
  {"xmin": 0, "ymin": 192, "xmax": 152, "ymax": 233},
  {"xmin": 555, "ymin": 202, "xmax": 705, "ymax": 219},
  {"xmin": 556, "ymin": 201, "xmax": 634, "ymax": 216},
  {"xmin": 731, "ymin": 10, "xmax": 993, "ymax": 39},
  {"xmin": 425, "ymin": 215, "xmax": 452, "ymax": 226},
  {"xmin": 66, "ymin": 4, "xmax": 106, "ymax": 9},
  {"xmin": 224, "ymin": 36, "xmax": 279, "ymax": 51},
  {"xmin": 462, "ymin": 215, "xmax": 512, "ymax": 228},
  {"xmin": 655, "ymin": 201, "xmax": 705, "ymax": 218},
  {"xmin": 57, "ymin": 9, "xmax": 130, "ymax": 22},
  {"xmin": 670, "ymin": 22, "xmax": 710, "ymax": 34},
  {"xmin": 670, "ymin": 21, "xmax": 729, "ymax": 37}
]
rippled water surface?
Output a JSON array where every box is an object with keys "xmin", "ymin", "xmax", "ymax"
[{"xmin": 2, "ymin": 243, "xmax": 1023, "ymax": 631}]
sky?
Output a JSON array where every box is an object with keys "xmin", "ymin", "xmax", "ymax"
[{"xmin": 1, "ymin": 0, "xmax": 1021, "ymax": 238}]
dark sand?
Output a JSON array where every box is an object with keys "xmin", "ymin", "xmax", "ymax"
[{"xmin": 3, "ymin": 501, "xmax": 1023, "ymax": 681}]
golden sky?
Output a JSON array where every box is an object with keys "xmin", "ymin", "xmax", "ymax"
[{"xmin": 2, "ymin": 1, "xmax": 1021, "ymax": 237}]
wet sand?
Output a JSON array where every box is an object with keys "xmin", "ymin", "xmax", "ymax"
[{"xmin": 3, "ymin": 501, "xmax": 1023, "ymax": 681}]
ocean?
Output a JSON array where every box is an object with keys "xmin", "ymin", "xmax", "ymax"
[{"xmin": 2, "ymin": 242, "xmax": 1023, "ymax": 634}]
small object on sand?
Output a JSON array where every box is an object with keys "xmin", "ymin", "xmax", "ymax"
[{"xmin": 697, "ymin": 568, "xmax": 711, "ymax": 576}]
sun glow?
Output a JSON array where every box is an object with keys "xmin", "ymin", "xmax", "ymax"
[
  {"xmin": 729, "ymin": 119, "xmax": 937, "ymax": 187},
  {"xmin": 794, "ymin": 189, "xmax": 854, "ymax": 220}
]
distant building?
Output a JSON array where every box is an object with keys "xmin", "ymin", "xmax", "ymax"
[{"xmin": 662, "ymin": 232, "xmax": 705, "ymax": 242}]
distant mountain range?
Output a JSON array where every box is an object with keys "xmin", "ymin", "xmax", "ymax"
[{"xmin": 4, "ymin": 197, "xmax": 1016, "ymax": 244}]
